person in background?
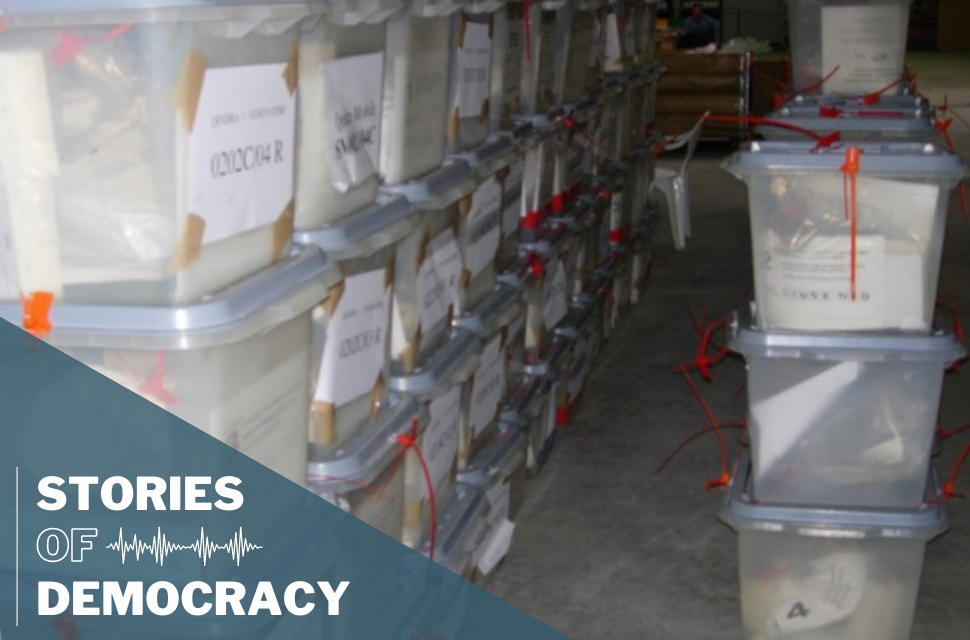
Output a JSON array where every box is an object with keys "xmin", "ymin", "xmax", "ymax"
[{"xmin": 678, "ymin": 3, "xmax": 720, "ymax": 49}]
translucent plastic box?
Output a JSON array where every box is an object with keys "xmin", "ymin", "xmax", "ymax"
[
  {"xmin": 380, "ymin": 12, "xmax": 453, "ymax": 185},
  {"xmin": 0, "ymin": 1, "xmax": 310, "ymax": 305},
  {"xmin": 520, "ymin": 224, "xmax": 581, "ymax": 362},
  {"xmin": 520, "ymin": 1, "xmax": 559, "ymax": 115},
  {"xmin": 446, "ymin": 12, "xmax": 495, "ymax": 153},
  {"xmin": 498, "ymin": 154, "xmax": 526, "ymax": 270},
  {"xmin": 520, "ymin": 133, "xmax": 558, "ymax": 241},
  {"xmin": 786, "ymin": 0, "xmax": 912, "ymax": 96},
  {"xmin": 731, "ymin": 305, "xmax": 965, "ymax": 509},
  {"xmin": 629, "ymin": 224, "xmax": 653, "ymax": 305},
  {"xmin": 308, "ymin": 395, "xmax": 420, "ymax": 541},
  {"xmin": 759, "ymin": 104, "xmax": 938, "ymax": 143},
  {"xmin": 402, "ymin": 383, "xmax": 462, "ymax": 548},
  {"xmin": 500, "ymin": 373, "xmax": 556, "ymax": 474},
  {"xmin": 725, "ymin": 141, "xmax": 967, "ymax": 333},
  {"xmin": 296, "ymin": 13, "xmax": 388, "ymax": 227},
  {"xmin": 458, "ymin": 426, "xmax": 527, "ymax": 586},
  {"xmin": 295, "ymin": 197, "xmax": 421, "ymax": 450},
  {"xmin": 0, "ymin": 245, "xmax": 335, "ymax": 488},
  {"xmin": 456, "ymin": 173, "xmax": 505, "ymax": 314},
  {"xmin": 489, "ymin": 1, "xmax": 525, "ymax": 132},
  {"xmin": 636, "ymin": 0, "xmax": 658, "ymax": 63},
  {"xmin": 721, "ymin": 457, "xmax": 948, "ymax": 640},
  {"xmin": 552, "ymin": 5, "xmax": 598, "ymax": 106},
  {"xmin": 555, "ymin": 300, "xmax": 601, "ymax": 423},
  {"xmin": 420, "ymin": 486, "xmax": 490, "ymax": 578}
]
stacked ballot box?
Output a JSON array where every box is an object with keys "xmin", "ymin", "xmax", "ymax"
[
  {"xmin": 0, "ymin": 0, "xmax": 664, "ymax": 603},
  {"xmin": 716, "ymin": 4, "xmax": 969, "ymax": 637}
]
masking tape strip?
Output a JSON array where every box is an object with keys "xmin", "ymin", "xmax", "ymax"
[{"xmin": 174, "ymin": 50, "xmax": 207, "ymax": 133}]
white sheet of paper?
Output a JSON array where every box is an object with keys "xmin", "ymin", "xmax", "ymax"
[
  {"xmin": 470, "ymin": 334, "xmax": 506, "ymax": 437},
  {"xmin": 543, "ymin": 259, "xmax": 569, "ymax": 330},
  {"xmin": 453, "ymin": 22, "xmax": 493, "ymax": 117},
  {"xmin": 822, "ymin": 6, "xmax": 908, "ymax": 95},
  {"xmin": 464, "ymin": 176, "xmax": 503, "ymax": 277},
  {"xmin": 477, "ymin": 519, "xmax": 515, "ymax": 575},
  {"xmin": 418, "ymin": 228, "xmax": 463, "ymax": 332},
  {"xmin": 769, "ymin": 552, "xmax": 867, "ymax": 635},
  {"xmin": 752, "ymin": 361, "xmax": 862, "ymax": 480},
  {"xmin": 315, "ymin": 269, "xmax": 391, "ymax": 407},
  {"xmin": 321, "ymin": 52, "xmax": 384, "ymax": 193},
  {"xmin": 423, "ymin": 385, "xmax": 462, "ymax": 497},
  {"xmin": 189, "ymin": 63, "xmax": 295, "ymax": 245}
]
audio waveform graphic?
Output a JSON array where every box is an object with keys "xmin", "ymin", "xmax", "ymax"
[{"xmin": 106, "ymin": 527, "xmax": 263, "ymax": 567}]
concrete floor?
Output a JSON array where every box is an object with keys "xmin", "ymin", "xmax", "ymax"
[{"xmin": 488, "ymin": 55, "xmax": 970, "ymax": 640}]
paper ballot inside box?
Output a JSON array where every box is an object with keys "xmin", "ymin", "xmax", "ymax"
[{"xmin": 752, "ymin": 361, "xmax": 862, "ymax": 481}]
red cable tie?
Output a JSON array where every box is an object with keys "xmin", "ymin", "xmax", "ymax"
[
  {"xmin": 555, "ymin": 407, "xmax": 570, "ymax": 427},
  {"xmin": 397, "ymin": 419, "xmax": 437, "ymax": 563},
  {"xmin": 943, "ymin": 441, "xmax": 970, "ymax": 501},
  {"xmin": 552, "ymin": 192, "xmax": 566, "ymax": 214},
  {"xmin": 522, "ymin": 209, "xmax": 541, "ymax": 231},
  {"xmin": 21, "ymin": 291, "xmax": 54, "ymax": 338},
  {"xmin": 840, "ymin": 147, "xmax": 863, "ymax": 301},
  {"xmin": 527, "ymin": 252, "xmax": 545, "ymax": 278},
  {"xmin": 787, "ymin": 65, "xmax": 841, "ymax": 98},
  {"xmin": 609, "ymin": 228, "xmax": 624, "ymax": 244},
  {"xmin": 862, "ymin": 76, "xmax": 907, "ymax": 105},
  {"xmin": 677, "ymin": 366, "xmax": 731, "ymax": 489}
]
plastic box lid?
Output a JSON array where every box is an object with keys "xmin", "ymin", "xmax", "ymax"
[
  {"xmin": 779, "ymin": 94, "xmax": 933, "ymax": 116},
  {"xmin": 389, "ymin": 328, "xmax": 482, "ymax": 399},
  {"xmin": 0, "ymin": 0, "xmax": 313, "ymax": 26},
  {"xmin": 757, "ymin": 112, "xmax": 936, "ymax": 138},
  {"xmin": 520, "ymin": 334, "xmax": 571, "ymax": 377},
  {"xmin": 307, "ymin": 394, "xmax": 420, "ymax": 494},
  {"xmin": 456, "ymin": 426, "xmax": 527, "ymax": 487},
  {"xmin": 0, "ymin": 245, "xmax": 339, "ymax": 351},
  {"xmin": 499, "ymin": 375, "xmax": 547, "ymax": 426},
  {"xmin": 448, "ymin": 135, "xmax": 519, "ymax": 181},
  {"xmin": 554, "ymin": 298, "xmax": 599, "ymax": 340},
  {"xmin": 453, "ymin": 282, "xmax": 525, "ymax": 338},
  {"xmin": 726, "ymin": 140, "xmax": 967, "ymax": 180},
  {"xmin": 729, "ymin": 303, "xmax": 967, "ymax": 364},
  {"xmin": 380, "ymin": 160, "xmax": 479, "ymax": 213},
  {"xmin": 720, "ymin": 451, "xmax": 948, "ymax": 541},
  {"xmin": 294, "ymin": 196, "xmax": 418, "ymax": 261},
  {"xmin": 420, "ymin": 486, "xmax": 489, "ymax": 575}
]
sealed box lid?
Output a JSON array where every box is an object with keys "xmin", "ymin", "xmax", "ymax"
[
  {"xmin": 389, "ymin": 328, "xmax": 482, "ymax": 399},
  {"xmin": 729, "ymin": 303, "xmax": 966, "ymax": 363},
  {"xmin": 307, "ymin": 394, "xmax": 420, "ymax": 494},
  {"xmin": 720, "ymin": 452, "xmax": 948, "ymax": 541},
  {"xmin": 295, "ymin": 196, "xmax": 418, "ymax": 261},
  {"xmin": 0, "ymin": 0, "xmax": 313, "ymax": 26},
  {"xmin": 725, "ymin": 140, "xmax": 966, "ymax": 182},
  {"xmin": 454, "ymin": 282, "xmax": 525, "ymax": 338},
  {"xmin": 780, "ymin": 93, "xmax": 933, "ymax": 117},
  {"xmin": 420, "ymin": 486, "xmax": 489, "ymax": 575},
  {"xmin": 457, "ymin": 426, "xmax": 527, "ymax": 487},
  {"xmin": 0, "ymin": 245, "xmax": 340, "ymax": 350},
  {"xmin": 758, "ymin": 112, "xmax": 936, "ymax": 138}
]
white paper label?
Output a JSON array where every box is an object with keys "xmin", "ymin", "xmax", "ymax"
[
  {"xmin": 470, "ymin": 335, "xmax": 507, "ymax": 437},
  {"xmin": 321, "ymin": 52, "xmax": 384, "ymax": 193},
  {"xmin": 821, "ymin": 7, "xmax": 908, "ymax": 95},
  {"xmin": 769, "ymin": 553, "xmax": 867, "ymax": 635},
  {"xmin": 453, "ymin": 22, "xmax": 493, "ymax": 117},
  {"xmin": 464, "ymin": 176, "xmax": 503, "ymax": 278},
  {"xmin": 423, "ymin": 385, "xmax": 462, "ymax": 497},
  {"xmin": 753, "ymin": 362, "xmax": 862, "ymax": 480},
  {"xmin": 189, "ymin": 64, "xmax": 295, "ymax": 245},
  {"xmin": 418, "ymin": 228, "xmax": 463, "ymax": 333},
  {"xmin": 543, "ymin": 259, "xmax": 569, "ymax": 329},
  {"xmin": 476, "ymin": 519, "xmax": 515, "ymax": 575},
  {"xmin": 315, "ymin": 269, "xmax": 391, "ymax": 408},
  {"xmin": 763, "ymin": 233, "xmax": 886, "ymax": 331},
  {"xmin": 485, "ymin": 481, "xmax": 511, "ymax": 529}
]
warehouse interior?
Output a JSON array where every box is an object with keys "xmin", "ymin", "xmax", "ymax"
[{"xmin": 0, "ymin": 1, "xmax": 969, "ymax": 639}]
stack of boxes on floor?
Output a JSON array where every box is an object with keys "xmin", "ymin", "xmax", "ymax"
[
  {"xmin": 718, "ymin": 1, "xmax": 969, "ymax": 639},
  {"xmin": 0, "ymin": 0, "xmax": 663, "ymax": 585}
]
